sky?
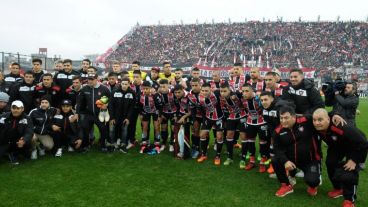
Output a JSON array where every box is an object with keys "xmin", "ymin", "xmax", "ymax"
[{"xmin": 0, "ymin": 0, "xmax": 367, "ymax": 60}]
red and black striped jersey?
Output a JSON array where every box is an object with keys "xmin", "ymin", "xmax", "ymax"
[
  {"xmin": 187, "ymin": 91, "xmax": 202, "ymax": 118},
  {"xmin": 174, "ymin": 94, "xmax": 189, "ymax": 116},
  {"xmin": 247, "ymin": 79, "xmax": 266, "ymax": 92},
  {"xmin": 198, "ymin": 91, "xmax": 223, "ymax": 120},
  {"xmin": 160, "ymin": 92, "xmax": 177, "ymax": 114},
  {"xmin": 139, "ymin": 93, "xmax": 162, "ymax": 114},
  {"xmin": 229, "ymin": 75, "xmax": 246, "ymax": 92},
  {"xmin": 220, "ymin": 95, "xmax": 246, "ymax": 120},
  {"xmin": 241, "ymin": 96, "xmax": 265, "ymax": 125},
  {"xmin": 265, "ymin": 83, "xmax": 284, "ymax": 97}
]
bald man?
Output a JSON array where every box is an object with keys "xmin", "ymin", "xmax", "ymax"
[{"xmin": 313, "ymin": 108, "xmax": 368, "ymax": 207}]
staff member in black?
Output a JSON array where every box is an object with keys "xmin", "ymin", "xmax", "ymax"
[
  {"xmin": 272, "ymin": 106, "xmax": 321, "ymax": 197},
  {"xmin": 313, "ymin": 108, "xmax": 368, "ymax": 207}
]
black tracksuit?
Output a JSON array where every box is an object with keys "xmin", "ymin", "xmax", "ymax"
[
  {"xmin": 128, "ymin": 83, "xmax": 143, "ymax": 144},
  {"xmin": 0, "ymin": 112, "xmax": 33, "ymax": 158},
  {"xmin": 0, "ymin": 81, "xmax": 11, "ymax": 94},
  {"xmin": 33, "ymin": 71, "xmax": 44, "ymax": 84},
  {"xmin": 29, "ymin": 107, "xmax": 58, "ymax": 135},
  {"xmin": 273, "ymin": 116, "xmax": 322, "ymax": 188},
  {"xmin": 35, "ymin": 84, "xmax": 61, "ymax": 107},
  {"xmin": 108, "ymin": 87, "xmax": 135, "ymax": 145},
  {"xmin": 316, "ymin": 124, "xmax": 368, "ymax": 202},
  {"xmin": 4, "ymin": 73, "xmax": 23, "ymax": 86},
  {"xmin": 282, "ymin": 79, "xmax": 324, "ymax": 115},
  {"xmin": 54, "ymin": 70, "xmax": 80, "ymax": 100},
  {"xmin": 76, "ymin": 83, "xmax": 111, "ymax": 148},
  {"xmin": 9, "ymin": 82, "xmax": 36, "ymax": 113},
  {"xmin": 51, "ymin": 111, "xmax": 80, "ymax": 150},
  {"xmin": 65, "ymin": 86, "xmax": 81, "ymax": 109}
]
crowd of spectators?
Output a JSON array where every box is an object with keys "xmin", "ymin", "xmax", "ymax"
[{"xmin": 106, "ymin": 21, "xmax": 368, "ymax": 69}]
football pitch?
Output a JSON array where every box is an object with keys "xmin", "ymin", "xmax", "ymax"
[{"xmin": 0, "ymin": 99, "xmax": 367, "ymax": 207}]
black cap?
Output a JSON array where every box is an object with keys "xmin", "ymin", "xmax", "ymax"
[
  {"xmin": 61, "ymin": 99, "xmax": 72, "ymax": 106},
  {"xmin": 87, "ymin": 73, "xmax": 98, "ymax": 79}
]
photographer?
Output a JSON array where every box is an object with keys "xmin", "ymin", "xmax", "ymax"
[{"xmin": 329, "ymin": 81, "xmax": 359, "ymax": 127}]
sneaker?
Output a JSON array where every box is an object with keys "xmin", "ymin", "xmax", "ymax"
[
  {"xmin": 288, "ymin": 176, "xmax": 297, "ymax": 186},
  {"xmin": 275, "ymin": 183, "xmax": 294, "ymax": 197},
  {"xmin": 177, "ymin": 152, "xmax": 184, "ymax": 159},
  {"xmin": 68, "ymin": 146, "xmax": 75, "ymax": 152},
  {"xmin": 223, "ymin": 158, "xmax": 234, "ymax": 166},
  {"xmin": 38, "ymin": 148, "xmax": 45, "ymax": 156},
  {"xmin": 342, "ymin": 200, "xmax": 355, "ymax": 207},
  {"xmin": 267, "ymin": 164, "xmax": 275, "ymax": 174},
  {"xmin": 239, "ymin": 160, "xmax": 246, "ymax": 169},
  {"xmin": 259, "ymin": 157, "xmax": 268, "ymax": 173},
  {"xmin": 119, "ymin": 145, "xmax": 128, "ymax": 153},
  {"xmin": 139, "ymin": 145, "xmax": 146, "ymax": 154},
  {"xmin": 269, "ymin": 173, "xmax": 277, "ymax": 179},
  {"xmin": 327, "ymin": 189, "xmax": 343, "ymax": 199},
  {"xmin": 55, "ymin": 148, "xmax": 63, "ymax": 157},
  {"xmin": 169, "ymin": 145, "xmax": 174, "ymax": 152},
  {"xmin": 245, "ymin": 162, "xmax": 255, "ymax": 170},
  {"xmin": 98, "ymin": 111, "xmax": 104, "ymax": 122},
  {"xmin": 127, "ymin": 142, "xmax": 135, "ymax": 149},
  {"xmin": 8, "ymin": 153, "xmax": 19, "ymax": 165},
  {"xmin": 191, "ymin": 150, "xmax": 199, "ymax": 159},
  {"xmin": 307, "ymin": 187, "xmax": 318, "ymax": 196},
  {"xmin": 155, "ymin": 146, "xmax": 161, "ymax": 154},
  {"xmin": 197, "ymin": 155, "xmax": 208, "ymax": 163},
  {"xmin": 160, "ymin": 145, "xmax": 166, "ymax": 152},
  {"xmin": 31, "ymin": 149, "xmax": 38, "ymax": 160},
  {"xmin": 214, "ymin": 157, "xmax": 221, "ymax": 165},
  {"xmin": 295, "ymin": 170, "xmax": 304, "ymax": 178}
]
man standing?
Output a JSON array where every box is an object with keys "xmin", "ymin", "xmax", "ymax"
[
  {"xmin": 76, "ymin": 73, "xmax": 111, "ymax": 152},
  {"xmin": 54, "ymin": 59, "xmax": 80, "ymax": 100},
  {"xmin": 35, "ymin": 73, "xmax": 61, "ymax": 107},
  {"xmin": 4, "ymin": 62, "xmax": 23, "ymax": 85},
  {"xmin": 313, "ymin": 108, "xmax": 368, "ymax": 207},
  {"xmin": 32, "ymin": 58, "xmax": 45, "ymax": 84},
  {"xmin": 9, "ymin": 71, "xmax": 36, "ymax": 113},
  {"xmin": 159, "ymin": 61, "xmax": 175, "ymax": 82},
  {"xmin": 79, "ymin": 59, "xmax": 91, "ymax": 84}
]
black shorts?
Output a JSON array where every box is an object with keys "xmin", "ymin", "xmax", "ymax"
[
  {"xmin": 201, "ymin": 118, "xmax": 223, "ymax": 131},
  {"xmin": 141, "ymin": 112, "xmax": 159, "ymax": 122},
  {"xmin": 245, "ymin": 124, "xmax": 269, "ymax": 139},
  {"xmin": 226, "ymin": 117, "xmax": 247, "ymax": 131},
  {"xmin": 161, "ymin": 113, "xmax": 174, "ymax": 124}
]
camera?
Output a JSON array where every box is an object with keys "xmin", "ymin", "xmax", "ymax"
[{"xmin": 322, "ymin": 79, "xmax": 346, "ymax": 106}]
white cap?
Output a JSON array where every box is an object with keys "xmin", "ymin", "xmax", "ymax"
[{"xmin": 11, "ymin": 100, "xmax": 24, "ymax": 108}]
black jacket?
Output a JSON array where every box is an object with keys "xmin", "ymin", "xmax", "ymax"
[
  {"xmin": 262, "ymin": 100, "xmax": 279, "ymax": 137},
  {"xmin": 109, "ymin": 87, "xmax": 136, "ymax": 121},
  {"xmin": 76, "ymin": 83, "xmax": 110, "ymax": 116},
  {"xmin": 0, "ymin": 81, "xmax": 11, "ymax": 94},
  {"xmin": 9, "ymin": 82, "xmax": 36, "ymax": 113},
  {"xmin": 282, "ymin": 79, "xmax": 324, "ymax": 115},
  {"xmin": 274, "ymin": 116, "xmax": 321, "ymax": 165},
  {"xmin": 0, "ymin": 112, "xmax": 33, "ymax": 145},
  {"xmin": 316, "ymin": 123, "xmax": 368, "ymax": 164},
  {"xmin": 35, "ymin": 84, "xmax": 62, "ymax": 107},
  {"xmin": 65, "ymin": 86, "xmax": 81, "ymax": 108},
  {"xmin": 331, "ymin": 94, "xmax": 359, "ymax": 126},
  {"xmin": 52, "ymin": 111, "xmax": 78, "ymax": 140},
  {"xmin": 54, "ymin": 70, "xmax": 80, "ymax": 97},
  {"xmin": 4, "ymin": 73, "xmax": 23, "ymax": 85},
  {"xmin": 29, "ymin": 107, "xmax": 58, "ymax": 135}
]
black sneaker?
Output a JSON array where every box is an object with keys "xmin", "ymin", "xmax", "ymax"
[
  {"xmin": 119, "ymin": 145, "xmax": 128, "ymax": 153},
  {"xmin": 8, "ymin": 153, "xmax": 19, "ymax": 165}
]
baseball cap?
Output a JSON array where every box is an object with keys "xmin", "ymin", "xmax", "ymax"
[
  {"xmin": 11, "ymin": 100, "xmax": 24, "ymax": 108},
  {"xmin": 61, "ymin": 99, "xmax": 72, "ymax": 106},
  {"xmin": 87, "ymin": 73, "xmax": 98, "ymax": 79}
]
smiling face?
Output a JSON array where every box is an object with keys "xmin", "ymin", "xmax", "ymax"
[
  {"xmin": 312, "ymin": 109, "xmax": 330, "ymax": 131},
  {"xmin": 280, "ymin": 112, "xmax": 296, "ymax": 129},
  {"xmin": 290, "ymin": 71, "xmax": 303, "ymax": 86}
]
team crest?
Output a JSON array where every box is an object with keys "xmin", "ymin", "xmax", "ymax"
[{"xmin": 298, "ymin": 126, "xmax": 304, "ymax": 132}]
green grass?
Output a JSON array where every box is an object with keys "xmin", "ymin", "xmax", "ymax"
[{"xmin": 1, "ymin": 99, "xmax": 368, "ymax": 207}]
